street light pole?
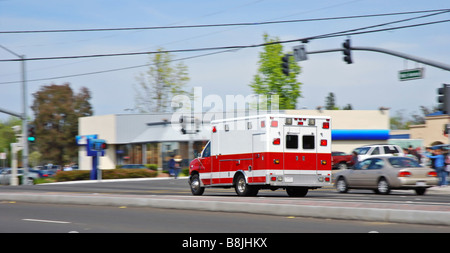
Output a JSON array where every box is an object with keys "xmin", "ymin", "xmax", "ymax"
[{"xmin": 20, "ymin": 55, "xmax": 29, "ymax": 184}]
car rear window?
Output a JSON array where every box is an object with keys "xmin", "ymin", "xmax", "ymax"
[
  {"xmin": 384, "ymin": 146, "xmax": 401, "ymax": 154},
  {"xmin": 388, "ymin": 157, "xmax": 420, "ymax": 168}
]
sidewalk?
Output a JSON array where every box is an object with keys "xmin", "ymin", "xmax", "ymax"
[{"xmin": 426, "ymin": 185, "xmax": 450, "ymax": 195}]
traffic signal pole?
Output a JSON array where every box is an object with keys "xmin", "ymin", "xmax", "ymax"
[
  {"xmin": 305, "ymin": 45, "xmax": 450, "ymax": 72},
  {"xmin": 0, "ymin": 45, "xmax": 29, "ymax": 185}
]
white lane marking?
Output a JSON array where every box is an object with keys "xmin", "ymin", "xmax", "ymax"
[{"xmin": 22, "ymin": 219, "xmax": 71, "ymax": 224}]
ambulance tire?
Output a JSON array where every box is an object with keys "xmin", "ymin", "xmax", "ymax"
[
  {"xmin": 189, "ymin": 174, "xmax": 205, "ymax": 195},
  {"xmin": 234, "ymin": 174, "xmax": 259, "ymax": 196},
  {"xmin": 286, "ymin": 187, "xmax": 308, "ymax": 197}
]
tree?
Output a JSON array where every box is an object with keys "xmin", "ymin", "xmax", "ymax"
[
  {"xmin": 135, "ymin": 49, "xmax": 190, "ymax": 113},
  {"xmin": 31, "ymin": 83, "xmax": 93, "ymax": 165},
  {"xmin": 0, "ymin": 117, "xmax": 22, "ymax": 167},
  {"xmin": 325, "ymin": 92, "xmax": 337, "ymax": 110},
  {"xmin": 324, "ymin": 92, "xmax": 352, "ymax": 110},
  {"xmin": 390, "ymin": 106, "xmax": 438, "ymax": 130},
  {"xmin": 250, "ymin": 34, "xmax": 302, "ymax": 110}
]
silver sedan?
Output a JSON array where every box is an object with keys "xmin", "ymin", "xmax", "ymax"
[{"xmin": 334, "ymin": 156, "xmax": 438, "ymax": 195}]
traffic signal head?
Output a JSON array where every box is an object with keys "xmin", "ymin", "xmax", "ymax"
[
  {"xmin": 342, "ymin": 39, "xmax": 352, "ymax": 64},
  {"xmin": 90, "ymin": 139, "xmax": 107, "ymax": 152},
  {"xmin": 437, "ymin": 83, "xmax": 450, "ymax": 114},
  {"xmin": 281, "ymin": 54, "xmax": 290, "ymax": 76},
  {"xmin": 28, "ymin": 125, "xmax": 36, "ymax": 142}
]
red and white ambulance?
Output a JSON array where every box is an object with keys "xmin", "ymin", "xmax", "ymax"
[{"xmin": 188, "ymin": 114, "xmax": 332, "ymax": 197}]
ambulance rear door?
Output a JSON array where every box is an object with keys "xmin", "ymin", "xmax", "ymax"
[{"xmin": 283, "ymin": 122, "xmax": 318, "ymax": 182}]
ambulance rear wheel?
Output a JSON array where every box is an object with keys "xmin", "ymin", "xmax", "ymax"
[
  {"xmin": 235, "ymin": 174, "xmax": 258, "ymax": 196},
  {"xmin": 189, "ymin": 174, "xmax": 205, "ymax": 195},
  {"xmin": 286, "ymin": 187, "xmax": 308, "ymax": 197}
]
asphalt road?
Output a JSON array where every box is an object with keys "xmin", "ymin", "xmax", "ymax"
[
  {"xmin": 1, "ymin": 201, "xmax": 449, "ymax": 233},
  {"xmin": 1, "ymin": 177, "xmax": 449, "ymax": 230},
  {"xmin": 2, "ymin": 177, "xmax": 449, "ymax": 205}
]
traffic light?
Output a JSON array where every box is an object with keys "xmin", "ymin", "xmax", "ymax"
[
  {"xmin": 281, "ymin": 54, "xmax": 290, "ymax": 76},
  {"xmin": 86, "ymin": 139, "xmax": 107, "ymax": 157},
  {"xmin": 91, "ymin": 139, "xmax": 107, "ymax": 151},
  {"xmin": 28, "ymin": 125, "xmax": 36, "ymax": 142},
  {"xmin": 437, "ymin": 83, "xmax": 450, "ymax": 114},
  {"xmin": 342, "ymin": 39, "xmax": 352, "ymax": 64}
]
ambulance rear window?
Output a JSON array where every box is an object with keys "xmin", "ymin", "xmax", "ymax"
[
  {"xmin": 286, "ymin": 135, "xmax": 298, "ymax": 149},
  {"xmin": 303, "ymin": 135, "xmax": 315, "ymax": 149}
]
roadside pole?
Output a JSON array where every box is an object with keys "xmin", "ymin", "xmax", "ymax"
[{"xmin": 0, "ymin": 45, "xmax": 29, "ymax": 184}]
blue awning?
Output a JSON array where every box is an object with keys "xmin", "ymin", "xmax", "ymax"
[{"xmin": 332, "ymin": 129, "xmax": 390, "ymax": 140}]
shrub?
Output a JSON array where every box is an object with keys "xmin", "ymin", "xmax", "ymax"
[
  {"xmin": 54, "ymin": 170, "xmax": 90, "ymax": 182},
  {"xmin": 146, "ymin": 164, "xmax": 158, "ymax": 170},
  {"xmin": 54, "ymin": 169, "xmax": 157, "ymax": 182}
]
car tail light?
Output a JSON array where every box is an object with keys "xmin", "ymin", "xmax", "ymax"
[
  {"xmin": 273, "ymin": 138, "xmax": 280, "ymax": 145},
  {"xmin": 320, "ymin": 139, "xmax": 327, "ymax": 146},
  {"xmin": 323, "ymin": 122, "xmax": 330, "ymax": 129},
  {"xmin": 271, "ymin": 120, "xmax": 278, "ymax": 127},
  {"xmin": 427, "ymin": 171, "xmax": 437, "ymax": 177},
  {"xmin": 398, "ymin": 171, "xmax": 411, "ymax": 177}
]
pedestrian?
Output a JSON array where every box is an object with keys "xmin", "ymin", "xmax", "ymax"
[
  {"xmin": 424, "ymin": 147, "xmax": 435, "ymax": 169},
  {"xmin": 426, "ymin": 148, "xmax": 448, "ymax": 187},
  {"xmin": 408, "ymin": 145, "xmax": 421, "ymax": 163},
  {"xmin": 168, "ymin": 155, "xmax": 176, "ymax": 177},
  {"xmin": 351, "ymin": 151, "xmax": 359, "ymax": 168},
  {"xmin": 173, "ymin": 155, "xmax": 182, "ymax": 179},
  {"xmin": 403, "ymin": 148, "xmax": 416, "ymax": 160}
]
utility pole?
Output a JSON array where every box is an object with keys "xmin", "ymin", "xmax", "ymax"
[{"xmin": 0, "ymin": 45, "xmax": 29, "ymax": 184}]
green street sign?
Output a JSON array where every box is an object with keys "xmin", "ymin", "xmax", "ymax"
[{"xmin": 399, "ymin": 68, "xmax": 424, "ymax": 81}]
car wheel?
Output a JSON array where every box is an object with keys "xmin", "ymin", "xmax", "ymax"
[
  {"xmin": 376, "ymin": 178, "xmax": 390, "ymax": 195},
  {"xmin": 415, "ymin": 188, "xmax": 426, "ymax": 195},
  {"xmin": 286, "ymin": 187, "xmax": 308, "ymax": 197},
  {"xmin": 336, "ymin": 177, "xmax": 349, "ymax": 193},
  {"xmin": 189, "ymin": 174, "xmax": 205, "ymax": 196},
  {"xmin": 338, "ymin": 163, "xmax": 348, "ymax": 170},
  {"xmin": 234, "ymin": 174, "xmax": 258, "ymax": 196}
]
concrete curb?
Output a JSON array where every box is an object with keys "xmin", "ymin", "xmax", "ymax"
[{"xmin": 1, "ymin": 192, "xmax": 449, "ymax": 226}]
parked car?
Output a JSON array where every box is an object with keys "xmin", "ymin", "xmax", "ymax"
[
  {"xmin": 334, "ymin": 156, "xmax": 438, "ymax": 195},
  {"xmin": 0, "ymin": 168, "xmax": 39, "ymax": 185},
  {"xmin": 353, "ymin": 144, "xmax": 404, "ymax": 161},
  {"xmin": 331, "ymin": 151, "xmax": 354, "ymax": 170},
  {"xmin": 29, "ymin": 169, "xmax": 55, "ymax": 178}
]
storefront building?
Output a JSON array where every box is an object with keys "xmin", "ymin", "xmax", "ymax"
[{"xmin": 78, "ymin": 110, "xmax": 391, "ymax": 170}]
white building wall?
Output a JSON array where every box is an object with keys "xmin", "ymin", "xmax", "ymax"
[{"xmin": 78, "ymin": 115, "xmax": 117, "ymax": 170}]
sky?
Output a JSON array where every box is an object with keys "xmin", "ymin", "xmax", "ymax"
[{"xmin": 1, "ymin": 0, "xmax": 449, "ymax": 122}]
